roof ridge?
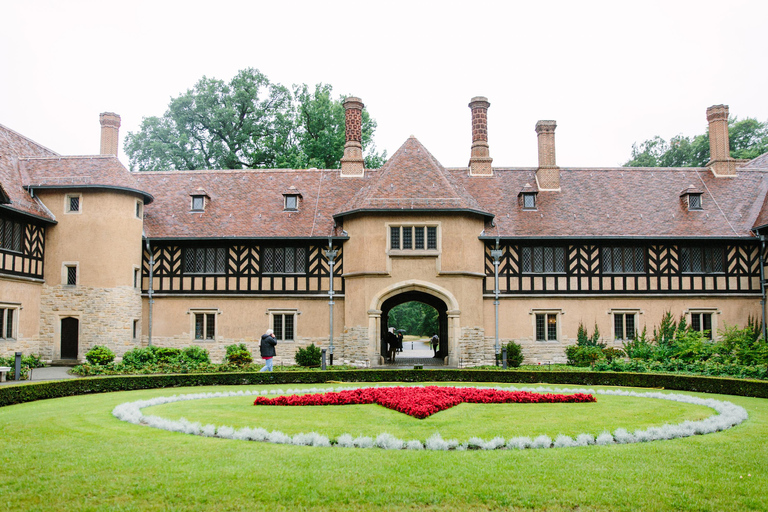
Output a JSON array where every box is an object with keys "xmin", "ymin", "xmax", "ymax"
[{"xmin": 0, "ymin": 123, "xmax": 60, "ymax": 157}]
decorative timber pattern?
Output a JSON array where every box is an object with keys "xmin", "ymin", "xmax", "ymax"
[
  {"xmin": 0, "ymin": 218, "xmax": 45, "ymax": 279},
  {"xmin": 484, "ymin": 240, "xmax": 761, "ymax": 295},
  {"xmin": 142, "ymin": 242, "xmax": 343, "ymax": 295}
]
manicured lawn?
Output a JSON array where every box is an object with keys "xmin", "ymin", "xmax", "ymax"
[{"xmin": 1, "ymin": 382, "xmax": 766, "ymax": 511}]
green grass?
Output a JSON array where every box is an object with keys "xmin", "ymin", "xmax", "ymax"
[{"xmin": 1, "ymin": 382, "xmax": 767, "ymax": 511}]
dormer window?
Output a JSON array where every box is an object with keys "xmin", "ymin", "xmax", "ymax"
[
  {"xmin": 518, "ymin": 183, "xmax": 538, "ymax": 210},
  {"xmin": 282, "ymin": 186, "xmax": 302, "ymax": 212},
  {"xmin": 189, "ymin": 187, "xmax": 210, "ymax": 212},
  {"xmin": 191, "ymin": 195, "xmax": 205, "ymax": 211},
  {"xmin": 284, "ymin": 195, "xmax": 299, "ymax": 211},
  {"xmin": 680, "ymin": 185, "xmax": 703, "ymax": 211}
]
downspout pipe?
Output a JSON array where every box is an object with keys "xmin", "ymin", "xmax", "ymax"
[
  {"xmin": 144, "ymin": 238, "xmax": 154, "ymax": 347},
  {"xmin": 491, "ymin": 238, "xmax": 503, "ymax": 366},
  {"xmin": 760, "ymin": 235, "xmax": 767, "ymax": 343},
  {"xmin": 324, "ymin": 237, "xmax": 338, "ymax": 366}
]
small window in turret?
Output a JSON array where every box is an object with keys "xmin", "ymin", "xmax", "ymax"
[{"xmin": 65, "ymin": 194, "xmax": 82, "ymax": 214}]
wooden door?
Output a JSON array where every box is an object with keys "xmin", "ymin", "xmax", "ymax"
[{"xmin": 61, "ymin": 317, "xmax": 79, "ymax": 359}]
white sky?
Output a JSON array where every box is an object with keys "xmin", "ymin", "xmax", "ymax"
[{"xmin": 1, "ymin": 0, "xmax": 766, "ymax": 169}]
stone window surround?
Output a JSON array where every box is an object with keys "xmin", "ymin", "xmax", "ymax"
[
  {"xmin": 136, "ymin": 200, "xmax": 144, "ymax": 219},
  {"xmin": 530, "ymin": 308, "xmax": 562, "ymax": 342},
  {"xmin": 65, "ymin": 193, "xmax": 82, "ymax": 214},
  {"xmin": 387, "ymin": 222, "xmax": 440, "ymax": 256},
  {"xmin": 188, "ymin": 308, "xmax": 220, "ymax": 342},
  {"xmin": 609, "ymin": 308, "xmax": 643, "ymax": 342},
  {"xmin": 685, "ymin": 307, "xmax": 720, "ymax": 339},
  {"xmin": 267, "ymin": 308, "xmax": 299, "ymax": 343},
  {"xmin": 132, "ymin": 319, "xmax": 140, "ymax": 340},
  {"xmin": 133, "ymin": 266, "xmax": 141, "ymax": 288},
  {"xmin": 0, "ymin": 303, "xmax": 20, "ymax": 340},
  {"xmin": 62, "ymin": 261, "xmax": 79, "ymax": 286}
]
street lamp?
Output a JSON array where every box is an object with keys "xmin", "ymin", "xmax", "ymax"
[
  {"xmin": 324, "ymin": 242, "xmax": 338, "ymax": 366},
  {"xmin": 491, "ymin": 239, "xmax": 503, "ymax": 366}
]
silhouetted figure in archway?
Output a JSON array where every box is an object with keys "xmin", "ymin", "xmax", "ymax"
[{"xmin": 431, "ymin": 334, "xmax": 439, "ymax": 358}]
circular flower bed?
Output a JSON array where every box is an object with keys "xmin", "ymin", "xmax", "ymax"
[{"xmin": 112, "ymin": 385, "xmax": 748, "ymax": 451}]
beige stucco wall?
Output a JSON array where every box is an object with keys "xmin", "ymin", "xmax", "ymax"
[
  {"xmin": 143, "ymin": 295, "xmax": 345, "ymax": 365},
  {"xmin": 0, "ymin": 276, "xmax": 43, "ymax": 357},
  {"xmin": 339, "ymin": 212, "xmax": 488, "ymax": 365},
  {"xmin": 482, "ymin": 295, "xmax": 763, "ymax": 364},
  {"xmin": 36, "ymin": 189, "xmax": 144, "ymax": 288}
]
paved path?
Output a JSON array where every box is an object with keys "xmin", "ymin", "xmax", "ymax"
[{"xmin": 0, "ymin": 365, "xmax": 78, "ymax": 385}]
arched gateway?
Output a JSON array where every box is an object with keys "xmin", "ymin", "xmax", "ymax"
[{"xmin": 368, "ymin": 281, "xmax": 460, "ymax": 365}]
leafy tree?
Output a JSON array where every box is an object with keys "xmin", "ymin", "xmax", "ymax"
[
  {"xmin": 625, "ymin": 117, "xmax": 768, "ymax": 167},
  {"xmin": 125, "ymin": 68, "xmax": 385, "ymax": 171},
  {"xmin": 388, "ymin": 301, "xmax": 438, "ymax": 337}
]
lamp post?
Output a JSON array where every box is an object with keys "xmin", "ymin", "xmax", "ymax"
[
  {"xmin": 491, "ymin": 240, "xmax": 503, "ymax": 366},
  {"xmin": 324, "ymin": 243, "xmax": 338, "ymax": 366}
]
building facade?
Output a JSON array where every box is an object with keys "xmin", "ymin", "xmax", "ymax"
[{"xmin": 2, "ymin": 99, "xmax": 767, "ymax": 366}]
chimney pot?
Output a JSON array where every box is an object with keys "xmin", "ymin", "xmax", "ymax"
[
  {"xmin": 99, "ymin": 112, "xmax": 121, "ymax": 156},
  {"xmin": 340, "ymin": 97, "xmax": 365, "ymax": 177},
  {"xmin": 535, "ymin": 120, "xmax": 559, "ymax": 190},
  {"xmin": 706, "ymin": 104, "xmax": 736, "ymax": 177},
  {"xmin": 468, "ymin": 96, "xmax": 493, "ymax": 176}
]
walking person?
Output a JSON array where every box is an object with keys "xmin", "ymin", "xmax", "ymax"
[
  {"xmin": 386, "ymin": 327, "xmax": 398, "ymax": 363},
  {"xmin": 431, "ymin": 334, "xmax": 439, "ymax": 358},
  {"xmin": 259, "ymin": 328, "xmax": 277, "ymax": 372}
]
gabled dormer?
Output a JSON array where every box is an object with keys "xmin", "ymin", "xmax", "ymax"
[
  {"xmin": 190, "ymin": 187, "xmax": 210, "ymax": 212},
  {"xmin": 518, "ymin": 183, "xmax": 538, "ymax": 210},
  {"xmin": 282, "ymin": 186, "xmax": 302, "ymax": 211},
  {"xmin": 680, "ymin": 185, "xmax": 703, "ymax": 211}
]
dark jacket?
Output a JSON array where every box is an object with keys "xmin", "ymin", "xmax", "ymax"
[{"xmin": 260, "ymin": 333, "xmax": 277, "ymax": 358}]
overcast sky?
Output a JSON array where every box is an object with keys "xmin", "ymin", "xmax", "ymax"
[{"xmin": 1, "ymin": 0, "xmax": 766, "ymax": 169}]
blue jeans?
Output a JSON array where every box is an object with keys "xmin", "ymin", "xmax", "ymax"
[{"xmin": 260, "ymin": 358, "xmax": 274, "ymax": 372}]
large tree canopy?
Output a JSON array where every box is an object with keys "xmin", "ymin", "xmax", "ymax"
[
  {"xmin": 124, "ymin": 68, "xmax": 385, "ymax": 171},
  {"xmin": 624, "ymin": 117, "xmax": 768, "ymax": 167}
]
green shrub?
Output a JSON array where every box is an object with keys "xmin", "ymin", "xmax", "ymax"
[
  {"xmin": 121, "ymin": 347, "xmax": 156, "ymax": 368},
  {"xmin": 151, "ymin": 347, "xmax": 182, "ymax": 364},
  {"xmin": 224, "ymin": 344, "xmax": 253, "ymax": 366},
  {"xmin": 602, "ymin": 347, "xmax": 625, "ymax": 362},
  {"xmin": 85, "ymin": 345, "xmax": 115, "ymax": 366},
  {"xmin": 182, "ymin": 345, "xmax": 210, "ymax": 365},
  {"xmin": 565, "ymin": 345, "xmax": 604, "ymax": 367},
  {"xmin": 295, "ymin": 343, "xmax": 322, "ymax": 367},
  {"xmin": 496, "ymin": 341, "xmax": 524, "ymax": 367}
]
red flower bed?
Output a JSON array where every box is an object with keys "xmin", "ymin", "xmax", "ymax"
[{"xmin": 253, "ymin": 386, "xmax": 596, "ymax": 419}]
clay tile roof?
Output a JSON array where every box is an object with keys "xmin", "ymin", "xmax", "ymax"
[
  {"xmin": 741, "ymin": 152, "xmax": 768, "ymax": 169},
  {"xmin": 679, "ymin": 184, "xmax": 703, "ymax": 196},
  {"xmin": 457, "ymin": 167, "xmax": 768, "ymax": 239},
  {"xmin": 136, "ymin": 169, "xmax": 370, "ymax": 239},
  {"xmin": 20, "ymin": 155, "xmax": 154, "ymax": 204},
  {"xmin": 335, "ymin": 136, "xmax": 492, "ymax": 219},
  {"xmin": 0, "ymin": 123, "xmax": 59, "ymax": 220}
]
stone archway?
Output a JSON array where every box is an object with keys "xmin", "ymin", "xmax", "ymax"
[{"xmin": 369, "ymin": 281, "xmax": 460, "ymax": 365}]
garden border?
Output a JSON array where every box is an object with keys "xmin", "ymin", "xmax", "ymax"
[{"xmin": 2, "ymin": 369, "xmax": 768, "ymax": 408}]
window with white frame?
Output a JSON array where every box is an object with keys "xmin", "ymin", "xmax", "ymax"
[
  {"xmin": 522, "ymin": 246, "xmax": 566, "ymax": 273},
  {"xmin": 0, "ymin": 306, "xmax": 18, "ymax": 340},
  {"xmin": 389, "ymin": 225, "xmax": 438, "ymax": 252},
  {"xmin": 63, "ymin": 263, "xmax": 78, "ymax": 286},
  {"xmin": 270, "ymin": 311, "xmax": 296, "ymax": 341},
  {"xmin": 688, "ymin": 310, "xmax": 716, "ymax": 339},
  {"xmin": 191, "ymin": 310, "xmax": 217, "ymax": 341},
  {"xmin": 612, "ymin": 310, "xmax": 639, "ymax": 340},
  {"xmin": 65, "ymin": 194, "xmax": 81, "ymax": 213},
  {"xmin": 262, "ymin": 246, "xmax": 306, "ymax": 274},
  {"xmin": 533, "ymin": 311, "xmax": 560, "ymax": 341}
]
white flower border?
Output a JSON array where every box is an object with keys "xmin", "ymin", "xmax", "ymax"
[{"xmin": 112, "ymin": 385, "xmax": 748, "ymax": 451}]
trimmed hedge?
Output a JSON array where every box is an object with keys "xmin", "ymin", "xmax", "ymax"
[{"xmin": 1, "ymin": 369, "xmax": 767, "ymax": 409}]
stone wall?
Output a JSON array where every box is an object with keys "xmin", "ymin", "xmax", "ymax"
[{"xmin": 39, "ymin": 284, "xmax": 143, "ymax": 360}]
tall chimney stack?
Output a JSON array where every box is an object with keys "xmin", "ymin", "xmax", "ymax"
[
  {"xmin": 468, "ymin": 97, "xmax": 493, "ymax": 176},
  {"xmin": 340, "ymin": 97, "xmax": 365, "ymax": 177},
  {"xmin": 99, "ymin": 112, "xmax": 121, "ymax": 156},
  {"xmin": 706, "ymin": 104, "xmax": 736, "ymax": 177},
  {"xmin": 535, "ymin": 120, "xmax": 560, "ymax": 190}
]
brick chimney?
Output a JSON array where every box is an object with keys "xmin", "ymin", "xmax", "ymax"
[
  {"xmin": 99, "ymin": 112, "xmax": 121, "ymax": 156},
  {"xmin": 535, "ymin": 120, "xmax": 560, "ymax": 190},
  {"xmin": 706, "ymin": 104, "xmax": 736, "ymax": 177},
  {"xmin": 340, "ymin": 97, "xmax": 365, "ymax": 177},
  {"xmin": 468, "ymin": 97, "xmax": 493, "ymax": 176}
]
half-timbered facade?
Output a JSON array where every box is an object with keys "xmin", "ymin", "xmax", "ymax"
[{"xmin": 1, "ymin": 99, "xmax": 767, "ymax": 365}]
